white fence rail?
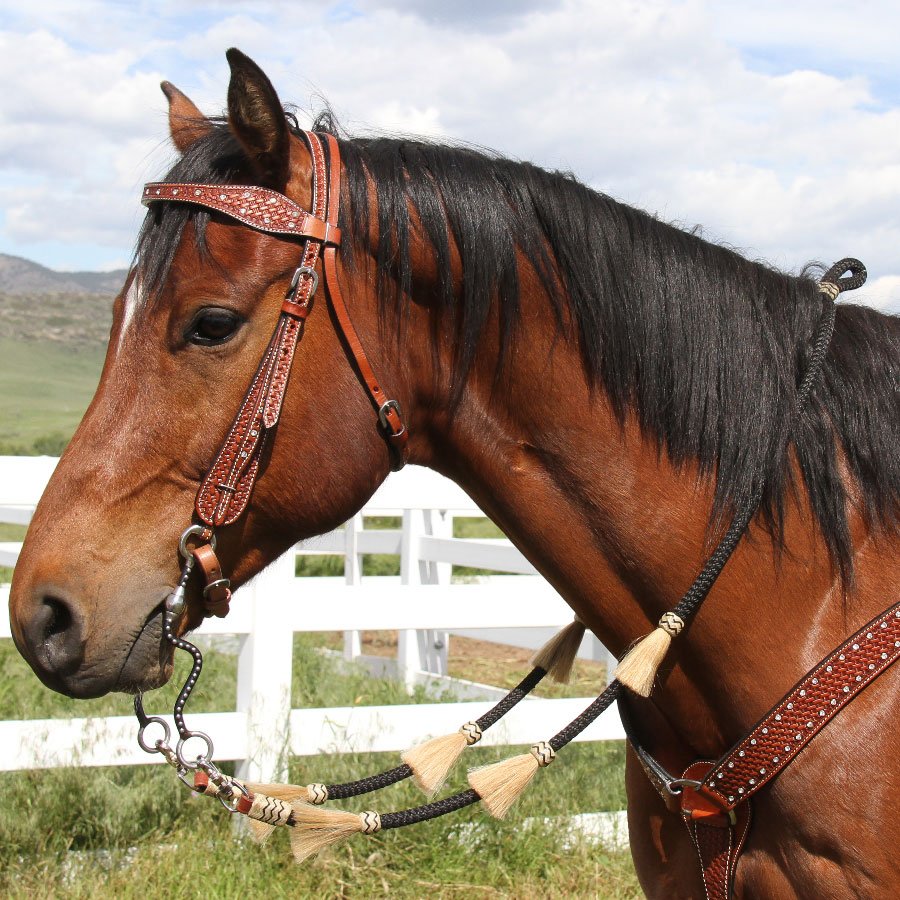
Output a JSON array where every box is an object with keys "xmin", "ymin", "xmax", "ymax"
[{"xmin": 0, "ymin": 457, "xmax": 623, "ymax": 782}]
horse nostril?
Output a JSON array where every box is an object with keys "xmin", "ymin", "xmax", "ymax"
[
  {"xmin": 42, "ymin": 595, "xmax": 73, "ymax": 642},
  {"xmin": 28, "ymin": 594, "xmax": 85, "ymax": 679}
]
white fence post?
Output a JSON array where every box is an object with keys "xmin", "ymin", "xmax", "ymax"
[
  {"xmin": 343, "ymin": 513, "xmax": 363, "ymax": 661},
  {"xmin": 397, "ymin": 508, "xmax": 449, "ymax": 688},
  {"xmin": 234, "ymin": 550, "xmax": 296, "ymax": 783}
]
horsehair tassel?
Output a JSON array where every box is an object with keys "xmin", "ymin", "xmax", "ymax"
[
  {"xmin": 529, "ymin": 618, "xmax": 586, "ymax": 683},
  {"xmin": 466, "ymin": 741, "xmax": 556, "ymax": 819},
  {"xmin": 401, "ymin": 621, "xmax": 581, "ymax": 795},
  {"xmin": 402, "ymin": 720, "xmax": 483, "ymax": 797},
  {"xmin": 243, "ymin": 781, "xmax": 328, "ymax": 843},
  {"xmin": 614, "ymin": 612, "xmax": 684, "ymax": 697},
  {"xmin": 288, "ymin": 804, "xmax": 381, "ymax": 863}
]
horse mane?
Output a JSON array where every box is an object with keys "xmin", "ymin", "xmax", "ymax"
[{"xmin": 134, "ymin": 115, "xmax": 900, "ymax": 585}]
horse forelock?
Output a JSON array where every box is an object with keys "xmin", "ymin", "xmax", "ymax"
[{"xmin": 133, "ymin": 108, "xmax": 900, "ymax": 586}]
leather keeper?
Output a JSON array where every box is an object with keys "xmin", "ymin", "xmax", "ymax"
[
  {"xmin": 194, "ymin": 770, "xmax": 210, "ymax": 792},
  {"xmin": 236, "ymin": 791, "xmax": 254, "ymax": 815},
  {"xmin": 280, "ymin": 298, "xmax": 312, "ymax": 319},
  {"xmin": 192, "ymin": 543, "xmax": 232, "ymax": 617},
  {"xmin": 302, "ymin": 216, "xmax": 342, "ymax": 245}
]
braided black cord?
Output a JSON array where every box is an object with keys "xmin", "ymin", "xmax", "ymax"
[
  {"xmin": 324, "ymin": 666, "xmax": 548, "ymax": 799},
  {"xmin": 670, "ymin": 292, "xmax": 838, "ymax": 624},
  {"xmin": 377, "ymin": 679, "xmax": 624, "ymax": 828}
]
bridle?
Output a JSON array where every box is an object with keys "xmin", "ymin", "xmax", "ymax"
[{"xmin": 130, "ymin": 127, "xmax": 897, "ymax": 898}]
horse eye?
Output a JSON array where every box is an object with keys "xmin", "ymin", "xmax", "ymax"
[{"xmin": 186, "ymin": 308, "xmax": 242, "ymax": 346}]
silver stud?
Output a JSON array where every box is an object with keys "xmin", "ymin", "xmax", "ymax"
[
  {"xmin": 853, "ymin": 643, "xmax": 859, "ymax": 651},
  {"xmin": 759, "ymin": 768, "xmax": 766, "ymax": 775},
  {"xmin": 868, "ymin": 663, "xmax": 875, "ymax": 670},
  {"xmin": 826, "ymin": 665, "xmax": 833, "ymax": 672},
  {"xmin": 812, "ymin": 678, "xmax": 818, "ymax": 684},
  {"xmin": 881, "ymin": 621, "xmax": 888, "ymax": 628},
  {"xmin": 775, "ymin": 714, "xmax": 782, "ymax": 721},
  {"xmin": 762, "ymin": 727, "xmax": 768, "ymax": 734},
  {"xmin": 240, "ymin": 451, "xmax": 248, "ymax": 458},
  {"xmin": 787, "ymin": 702, "xmax": 793, "ymax": 709},
  {"xmin": 240, "ymin": 207, "xmax": 247, "ymax": 214},
  {"xmin": 727, "ymin": 761, "xmax": 734, "ymax": 768},
  {"xmin": 288, "ymin": 222, "xmax": 295, "ymax": 228},
  {"xmin": 195, "ymin": 189, "xmax": 201, "ymax": 196},
  {"xmin": 263, "ymin": 215, "xmax": 271, "ymax": 222},
  {"xmin": 784, "ymin": 746, "xmax": 791, "ymax": 752},
  {"xmin": 839, "ymin": 654, "xmax": 846, "ymax": 661},
  {"xmin": 738, "ymin": 750, "xmax": 745, "ymax": 757},
  {"xmin": 830, "ymin": 699, "xmax": 836, "ymax": 706},
  {"xmin": 867, "ymin": 633, "xmax": 873, "ymax": 639},
  {"xmin": 856, "ymin": 674, "xmax": 862, "ymax": 681},
  {"xmin": 155, "ymin": 188, "xmax": 161, "ymax": 194},
  {"xmin": 219, "ymin": 194, "xmax": 226, "ymax": 200},
  {"xmin": 738, "ymin": 787, "xmax": 745, "ymax": 795},
  {"xmin": 173, "ymin": 188, "xmax": 179, "ymax": 195},
  {"xmin": 750, "ymin": 738, "xmax": 757, "ymax": 745},
  {"xmin": 882, "ymin": 652, "xmax": 888, "ymax": 660},
  {"xmin": 773, "ymin": 756, "xmax": 780, "ymax": 763},
  {"xmin": 728, "ymin": 795, "xmax": 734, "ymax": 802},
  {"xmin": 843, "ymin": 685, "xmax": 850, "ymax": 692},
  {"xmin": 243, "ymin": 191, "xmax": 251, "ymax": 198},
  {"xmin": 249, "ymin": 429, "xmax": 258, "ymax": 437},
  {"xmin": 819, "ymin": 710, "xmax": 826, "ymax": 717},
  {"xmin": 799, "ymin": 689, "xmax": 806, "ymax": 696}
]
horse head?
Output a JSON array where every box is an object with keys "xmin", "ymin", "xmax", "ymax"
[{"xmin": 9, "ymin": 50, "xmax": 420, "ymax": 698}]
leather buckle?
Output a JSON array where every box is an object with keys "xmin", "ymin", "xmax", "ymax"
[{"xmin": 378, "ymin": 398, "xmax": 405, "ymax": 435}]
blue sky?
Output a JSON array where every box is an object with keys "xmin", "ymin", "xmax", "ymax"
[{"xmin": 1, "ymin": 0, "xmax": 899, "ymax": 311}]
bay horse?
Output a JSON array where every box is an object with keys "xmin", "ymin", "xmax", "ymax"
[{"xmin": 8, "ymin": 49, "xmax": 899, "ymax": 898}]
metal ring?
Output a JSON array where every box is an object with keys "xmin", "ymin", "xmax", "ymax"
[
  {"xmin": 178, "ymin": 525, "xmax": 216, "ymax": 561},
  {"xmin": 175, "ymin": 730, "xmax": 215, "ymax": 769},
  {"xmin": 217, "ymin": 778, "xmax": 251, "ymax": 813},
  {"xmin": 666, "ymin": 777, "xmax": 703, "ymax": 796},
  {"xmin": 137, "ymin": 717, "xmax": 172, "ymax": 755}
]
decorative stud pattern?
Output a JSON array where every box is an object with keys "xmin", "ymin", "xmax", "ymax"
[
  {"xmin": 142, "ymin": 181, "xmax": 339, "ymax": 243},
  {"xmin": 704, "ymin": 600, "xmax": 900, "ymax": 809}
]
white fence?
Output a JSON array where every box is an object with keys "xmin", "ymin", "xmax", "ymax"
[{"xmin": 0, "ymin": 457, "xmax": 623, "ymax": 783}]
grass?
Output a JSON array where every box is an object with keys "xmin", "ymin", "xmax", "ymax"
[
  {"xmin": 0, "ymin": 337, "xmax": 104, "ymax": 449},
  {"xmin": 0, "ymin": 633, "xmax": 640, "ymax": 898}
]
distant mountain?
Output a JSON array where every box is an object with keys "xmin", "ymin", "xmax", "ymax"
[{"xmin": 0, "ymin": 253, "xmax": 127, "ymax": 295}]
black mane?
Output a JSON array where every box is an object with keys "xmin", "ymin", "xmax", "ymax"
[{"xmin": 135, "ymin": 117, "xmax": 900, "ymax": 584}]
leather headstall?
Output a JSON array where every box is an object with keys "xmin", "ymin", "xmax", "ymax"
[{"xmin": 143, "ymin": 130, "xmax": 409, "ymax": 615}]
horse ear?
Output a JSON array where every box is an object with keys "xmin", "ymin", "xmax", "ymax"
[
  {"xmin": 161, "ymin": 81, "xmax": 212, "ymax": 152},
  {"xmin": 225, "ymin": 47, "xmax": 290, "ymax": 187}
]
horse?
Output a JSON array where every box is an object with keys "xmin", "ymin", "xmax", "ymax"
[{"xmin": 8, "ymin": 48, "xmax": 899, "ymax": 898}]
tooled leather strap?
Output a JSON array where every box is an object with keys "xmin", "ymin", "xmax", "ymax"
[
  {"xmin": 680, "ymin": 762, "xmax": 751, "ymax": 900},
  {"xmin": 626, "ymin": 598, "xmax": 900, "ymax": 898},
  {"xmin": 698, "ymin": 597, "xmax": 900, "ymax": 809}
]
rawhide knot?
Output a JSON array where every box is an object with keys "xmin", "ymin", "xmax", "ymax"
[
  {"xmin": 460, "ymin": 721, "xmax": 483, "ymax": 746},
  {"xmin": 360, "ymin": 810, "xmax": 382, "ymax": 834},
  {"xmin": 658, "ymin": 611, "xmax": 685, "ymax": 637},
  {"xmin": 307, "ymin": 783, "xmax": 328, "ymax": 804},
  {"xmin": 530, "ymin": 741, "xmax": 556, "ymax": 767}
]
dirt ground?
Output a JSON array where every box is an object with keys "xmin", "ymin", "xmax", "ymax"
[{"xmin": 321, "ymin": 630, "xmax": 610, "ymax": 699}]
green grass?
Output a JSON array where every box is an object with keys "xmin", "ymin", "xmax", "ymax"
[
  {"xmin": 0, "ymin": 635, "xmax": 639, "ymax": 898},
  {"xmin": 0, "ymin": 337, "xmax": 104, "ymax": 449}
]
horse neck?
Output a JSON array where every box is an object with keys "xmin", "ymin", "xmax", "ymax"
[{"xmin": 408, "ymin": 269, "xmax": 866, "ymax": 758}]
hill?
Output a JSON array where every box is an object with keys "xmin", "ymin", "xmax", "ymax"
[
  {"xmin": 0, "ymin": 254, "xmax": 120, "ymax": 453},
  {"xmin": 0, "ymin": 253, "xmax": 126, "ymax": 295}
]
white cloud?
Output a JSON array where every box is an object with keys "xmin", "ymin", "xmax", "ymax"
[{"xmin": 0, "ymin": 0, "xmax": 898, "ymax": 316}]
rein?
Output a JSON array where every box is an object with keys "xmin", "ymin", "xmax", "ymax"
[{"xmin": 131, "ymin": 130, "xmax": 895, "ymax": 893}]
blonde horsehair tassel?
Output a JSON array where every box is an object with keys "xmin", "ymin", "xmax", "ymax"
[
  {"xmin": 614, "ymin": 612, "xmax": 684, "ymax": 697},
  {"xmin": 467, "ymin": 741, "xmax": 556, "ymax": 819},
  {"xmin": 529, "ymin": 618, "xmax": 586, "ymax": 683},
  {"xmin": 244, "ymin": 782, "xmax": 328, "ymax": 843},
  {"xmin": 402, "ymin": 721, "xmax": 483, "ymax": 797},
  {"xmin": 288, "ymin": 804, "xmax": 381, "ymax": 863}
]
